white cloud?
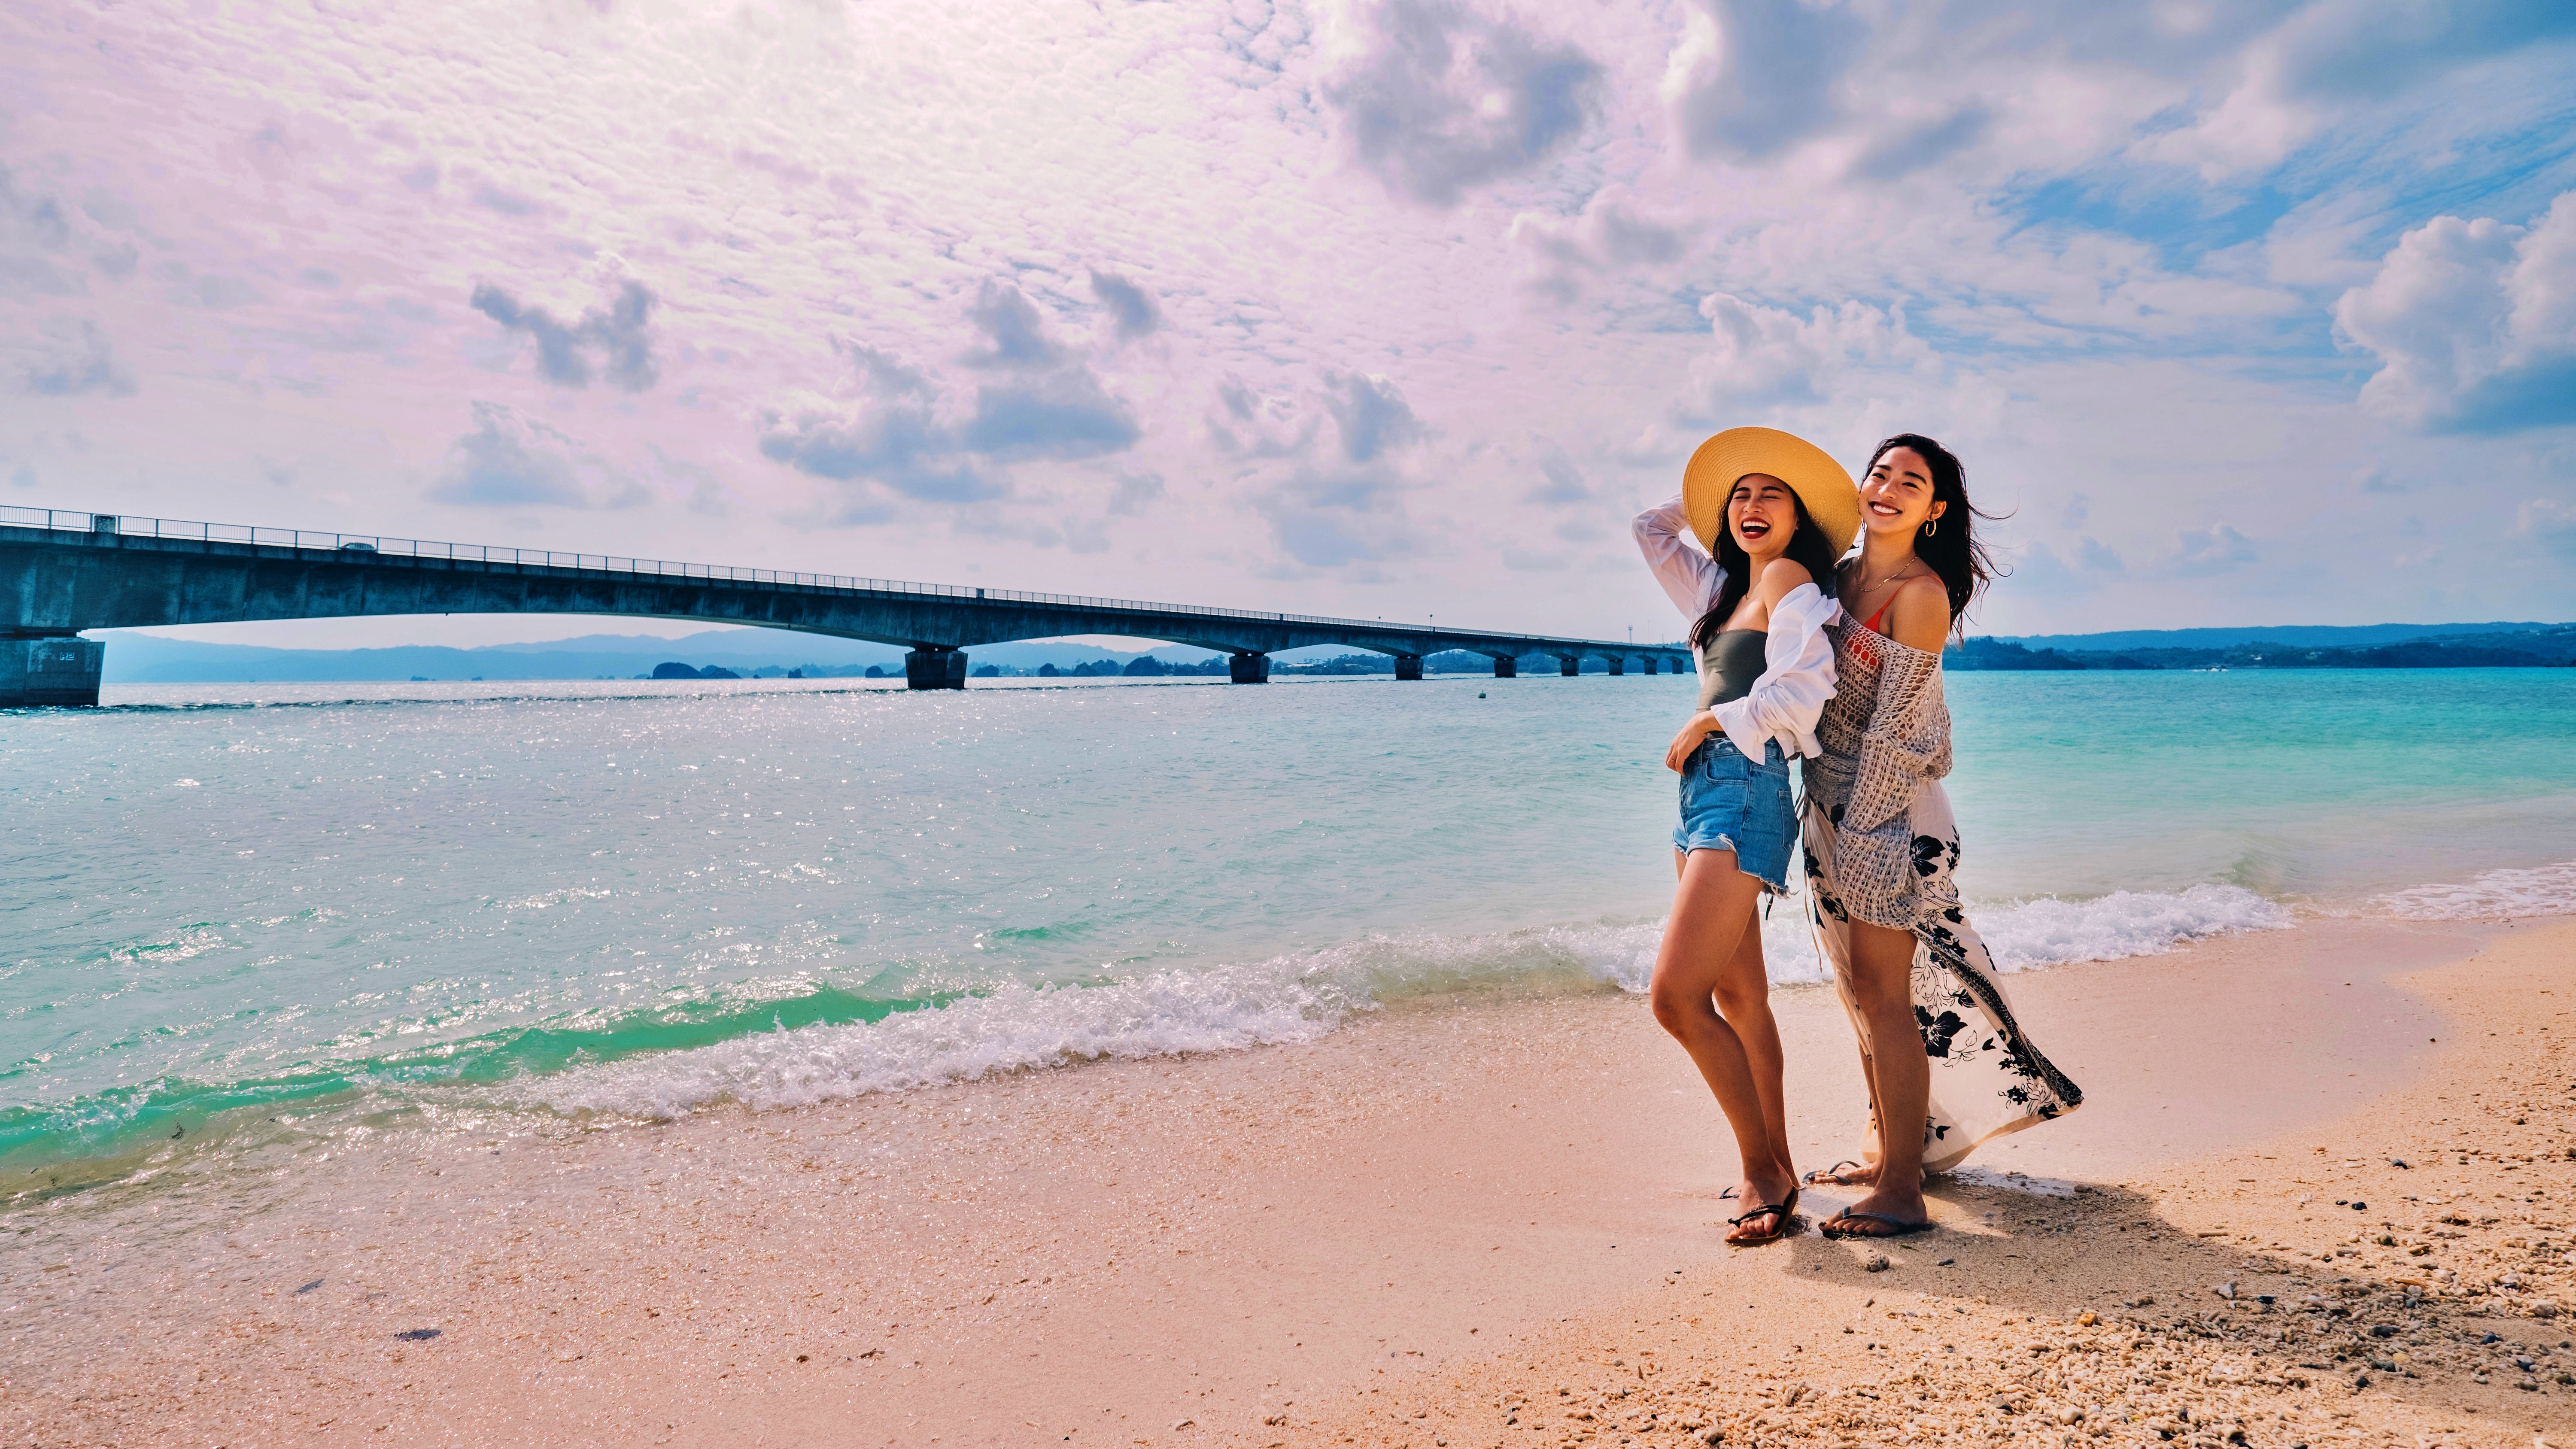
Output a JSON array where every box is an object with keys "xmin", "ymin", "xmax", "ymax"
[
  {"xmin": 1195, "ymin": 367, "xmax": 1436, "ymax": 572},
  {"xmin": 1507, "ymin": 186, "xmax": 1687, "ymax": 302},
  {"xmin": 428, "ymin": 401, "xmax": 644, "ymax": 510},
  {"xmin": 1322, "ymin": 371, "xmax": 1426, "ymax": 463},
  {"xmin": 1525, "ymin": 450, "xmax": 1589, "ymax": 507},
  {"xmin": 961, "ymin": 281, "xmax": 1069, "ymax": 371},
  {"xmin": 1319, "ymin": 0, "xmax": 1604, "ymax": 206},
  {"xmin": 1662, "ymin": 0, "xmax": 1863, "ymax": 163},
  {"xmin": 2519, "ymin": 498, "xmax": 2576, "ymax": 561},
  {"xmin": 2335, "ymin": 191, "xmax": 2576, "ymax": 434},
  {"xmin": 755, "ymin": 348, "xmax": 997, "ymax": 509},
  {"xmin": 1207, "ymin": 376, "xmax": 1320, "ymax": 461},
  {"xmin": 1255, "ymin": 463, "xmax": 1423, "ymax": 570},
  {"xmin": 1088, "ymin": 271, "xmax": 1162, "ymax": 342},
  {"xmin": 2143, "ymin": 0, "xmax": 2576, "ymax": 179},
  {"xmin": 469, "ymin": 277, "xmax": 660, "ymax": 392},
  {"xmin": 755, "ymin": 285, "xmax": 1140, "ymax": 516},
  {"xmin": 2166, "ymin": 522, "xmax": 2260, "ymax": 577},
  {"xmin": 18, "ymin": 318, "xmax": 138, "ymax": 397},
  {"xmin": 960, "ymin": 373, "xmax": 1140, "ymax": 461},
  {"xmin": 0, "ymin": 165, "xmax": 96, "ymax": 301},
  {"xmin": 1106, "ymin": 469, "xmax": 1164, "ymax": 517},
  {"xmin": 1686, "ymin": 292, "xmax": 1935, "ymax": 414}
]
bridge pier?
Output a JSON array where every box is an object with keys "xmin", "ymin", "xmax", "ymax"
[
  {"xmin": 1228, "ymin": 651, "xmax": 1269, "ymax": 685},
  {"xmin": 1393, "ymin": 653, "xmax": 1423, "ymax": 681},
  {"xmin": 1558, "ymin": 656, "xmax": 1580, "ymax": 677},
  {"xmin": 1607, "ymin": 656, "xmax": 1624, "ymax": 676},
  {"xmin": 0, "ymin": 636, "xmax": 104, "ymax": 708},
  {"xmin": 904, "ymin": 646, "xmax": 968, "ymax": 691},
  {"xmin": 1492, "ymin": 655, "xmax": 1516, "ymax": 678}
]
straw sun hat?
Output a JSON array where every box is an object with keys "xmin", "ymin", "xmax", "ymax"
[{"xmin": 1681, "ymin": 426, "xmax": 1861, "ymax": 557}]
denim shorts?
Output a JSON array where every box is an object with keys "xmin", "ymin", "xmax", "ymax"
[{"xmin": 1672, "ymin": 733, "xmax": 1795, "ymax": 892}]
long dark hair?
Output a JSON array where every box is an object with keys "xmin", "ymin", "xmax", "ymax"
[
  {"xmin": 1863, "ymin": 432, "xmax": 2004, "ymax": 626},
  {"xmin": 1689, "ymin": 485, "xmax": 1844, "ymax": 650}
]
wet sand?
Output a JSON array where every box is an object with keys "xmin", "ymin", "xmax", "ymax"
[{"xmin": 4, "ymin": 914, "xmax": 2567, "ymax": 1447}]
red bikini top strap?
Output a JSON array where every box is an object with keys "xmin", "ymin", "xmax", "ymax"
[{"xmin": 1863, "ymin": 600, "xmax": 1891, "ymax": 632}]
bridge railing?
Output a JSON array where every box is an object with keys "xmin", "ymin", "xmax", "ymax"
[{"xmin": 1, "ymin": 505, "xmax": 1688, "ymax": 651}]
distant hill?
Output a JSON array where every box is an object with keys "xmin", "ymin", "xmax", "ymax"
[
  {"xmin": 1995, "ymin": 621, "xmax": 2553, "ymax": 651},
  {"xmin": 1954, "ymin": 622, "xmax": 2575, "ymax": 671}
]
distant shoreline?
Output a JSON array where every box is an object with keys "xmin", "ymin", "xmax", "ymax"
[{"xmin": 1950, "ymin": 634, "xmax": 2575, "ymax": 671}]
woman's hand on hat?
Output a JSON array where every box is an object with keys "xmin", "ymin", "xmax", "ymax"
[{"xmin": 1665, "ymin": 711, "xmax": 1720, "ymax": 773}]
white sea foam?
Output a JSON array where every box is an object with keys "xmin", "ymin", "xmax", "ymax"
[
  {"xmin": 536, "ymin": 883, "xmax": 2296, "ymax": 1121},
  {"xmin": 541, "ymin": 961, "xmax": 1356, "ymax": 1119},
  {"xmin": 538, "ymin": 919, "xmax": 1674, "ymax": 1119},
  {"xmin": 1973, "ymin": 884, "xmax": 2293, "ymax": 972},
  {"xmin": 1738, "ymin": 881, "xmax": 2292, "ymax": 984},
  {"xmin": 2369, "ymin": 860, "xmax": 2576, "ymax": 920}
]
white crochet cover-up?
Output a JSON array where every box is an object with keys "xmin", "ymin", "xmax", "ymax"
[{"xmin": 1803, "ymin": 618, "xmax": 2083, "ymax": 1172}]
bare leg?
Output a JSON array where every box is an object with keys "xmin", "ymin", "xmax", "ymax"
[
  {"xmin": 1832, "ymin": 917, "xmax": 1930, "ymax": 1229},
  {"xmin": 1676, "ymin": 848, "xmax": 1794, "ymax": 1177},
  {"xmin": 1651, "ymin": 848, "xmax": 1797, "ymax": 1243},
  {"xmin": 1713, "ymin": 908, "xmax": 1796, "ymax": 1187}
]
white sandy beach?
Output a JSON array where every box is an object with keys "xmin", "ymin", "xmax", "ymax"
[{"xmin": 6, "ymin": 914, "xmax": 2571, "ymax": 1448}]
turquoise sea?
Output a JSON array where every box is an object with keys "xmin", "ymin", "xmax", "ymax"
[{"xmin": 6, "ymin": 668, "xmax": 2574, "ymax": 1194}]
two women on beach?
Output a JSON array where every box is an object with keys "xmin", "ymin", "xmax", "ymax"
[{"xmin": 1634, "ymin": 428, "xmax": 2081, "ymax": 1246}]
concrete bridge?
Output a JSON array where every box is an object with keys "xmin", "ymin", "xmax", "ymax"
[{"xmin": 0, "ymin": 507, "xmax": 1692, "ymax": 706}]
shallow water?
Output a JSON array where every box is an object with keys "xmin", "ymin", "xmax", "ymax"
[{"xmin": 5, "ymin": 668, "xmax": 2572, "ymax": 1188}]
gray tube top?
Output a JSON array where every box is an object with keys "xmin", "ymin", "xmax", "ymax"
[{"xmin": 1697, "ymin": 628, "xmax": 1767, "ymax": 710}]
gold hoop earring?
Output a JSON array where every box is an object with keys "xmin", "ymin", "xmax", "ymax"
[{"xmin": 1921, "ymin": 518, "xmax": 1939, "ymax": 537}]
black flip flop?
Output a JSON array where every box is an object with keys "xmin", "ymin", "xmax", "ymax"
[
  {"xmin": 1817, "ymin": 1209, "xmax": 1935, "ymax": 1240},
  {"xmin": 1803, "ymin": 1160, "xmax": 1867, "ymax": 1186},
  {"xmin": 1725, "ymin": 1188, "xmax": 1800, "ymax": 1245}
]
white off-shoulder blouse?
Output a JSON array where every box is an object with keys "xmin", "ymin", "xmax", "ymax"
[{"xmin": 1631, "ymin": 494, "xmax": 1840, "ymax": 762}]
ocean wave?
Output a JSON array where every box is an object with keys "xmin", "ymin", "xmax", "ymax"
[
  {"xmin": 1975, "ymin": 884, "xmax": 2293, "ymax": 972},
  {"xmin": 9, "ymin": 882, "xmax": 2312, "ymax": 1170},
  {"xmin": 536, "ymin": 921, "xmax": 1664, "ymax": 1119},
  {"xmin": 534, "ymin": 884, "xmax": 2292, "ymax": 1120},
  {"xmin": 2369, "ymin": 860, "xmax": 2576, "ymax": 920},
  {"xmin": 105, "ymin": 925, "xmax": 233, "ymax": 965},
  {"xmin": 0, "ymin": 981, "xmax": 924, "ymax": 1183}
]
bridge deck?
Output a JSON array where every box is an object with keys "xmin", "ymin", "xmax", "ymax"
[{"xmin": 1, "ymin": 505, "xmax": 1693, "ymax": 702}]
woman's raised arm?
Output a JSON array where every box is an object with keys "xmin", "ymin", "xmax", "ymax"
[{"xmin": 1632, "ymin": 494, "xmax": 1722, "ymax": 619}]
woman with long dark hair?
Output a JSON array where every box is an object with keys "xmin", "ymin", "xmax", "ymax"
[
  {"xmin": 1632, "ymin": 427, "xmax": 1856, "ymax": 1245},
  {"xmin": 1802, "ymin": 433, "xmax": 2083, "ymax": 1239}
]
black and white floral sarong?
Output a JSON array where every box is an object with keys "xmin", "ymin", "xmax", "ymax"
[
  {"xmin": 1803, "ymin": 784, "xmax": 2081, "ymax": 1171},
  {"xmin": 1802, "ymin": 620, "xmax": 2080, "ymax": 1172}
]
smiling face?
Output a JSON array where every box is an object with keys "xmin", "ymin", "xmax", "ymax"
[
  {"xmin": 1860, "ymin": 446, "xmax": 1947, "ymax": 537},
  {"xmin": 1726, "ymin": 473, "xmax": 1801, "ymax": 560}
]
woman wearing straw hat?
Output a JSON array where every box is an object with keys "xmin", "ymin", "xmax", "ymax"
[
  {"xmin": 1631, "ymin": 427, "xmax": 1857, "ymax": 1245},
  {"xmin": 1802, "ymin": 433, "xmax": 2082, "ymax": 1240}
]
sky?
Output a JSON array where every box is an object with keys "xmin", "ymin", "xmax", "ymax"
[{"xmin": 2, "ymin": 0, "xmax": 2572, "ymax": 650}]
